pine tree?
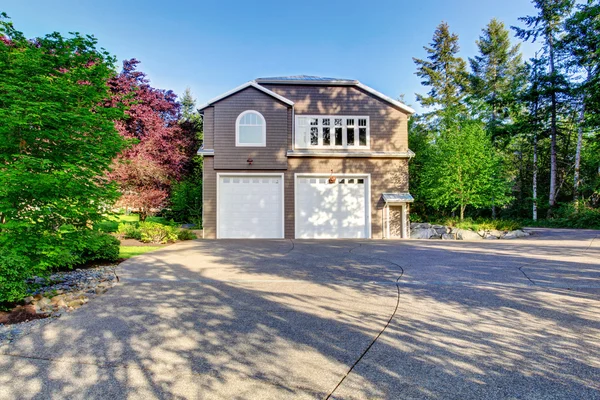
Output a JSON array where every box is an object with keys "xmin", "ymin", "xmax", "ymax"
[
  {"xmin": 560, "ymin": 1, "xmax": 600, "ymax": 199},
  {"xmin": 413, "ymin": 22, "xmax": 468, "ymax": 128},
  {"xmin": 513, "ymin": 0, "xmax": 575, "ymax": 216},
  {"xmin": 469, "ymin": 18, "xmax": 525, "ymax": 139}
]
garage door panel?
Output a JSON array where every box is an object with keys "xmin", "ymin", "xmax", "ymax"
[
  {"xmin": 219, "ymin": 175, "xmax": 283, "ymax": 239},
  {"xmin": 296, "ymin": 176, "xmax": 368, "ymax": 239}
]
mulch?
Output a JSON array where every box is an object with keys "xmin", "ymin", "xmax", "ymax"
[{"xmin": 0, "ymin": 305, "xmax": 48, "ymax": 325}]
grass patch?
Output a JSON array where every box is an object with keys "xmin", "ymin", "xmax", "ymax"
[
  {"xmin": 119, "ymin": 246, "xmax": 162, "ymax": 259},
  {"xmin": 430, "ymin": 217, "xmax": 522, "ymax": 232}
]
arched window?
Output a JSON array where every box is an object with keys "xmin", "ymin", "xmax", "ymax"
[{"xmin": 236, "ymin": 110, "xmax": 266, "ymax": 147}]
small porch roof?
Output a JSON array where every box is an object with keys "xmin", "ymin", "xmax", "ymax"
[{"xmin": 382, "ymin": 193, "xmax": 414, "ymax": 204}]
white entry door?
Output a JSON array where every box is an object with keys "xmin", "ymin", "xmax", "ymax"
[
  {"xmin": 218, "ymin": 175, "xmax": 284, "ymax": 239},
  {"xmin": 296, "ymin": 175, "xmax": 369, "ymax": 239}
]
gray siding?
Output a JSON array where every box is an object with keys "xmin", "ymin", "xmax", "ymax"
[
  {"xmin": 213, "ymin": 87, "xmax": 290, "ymax": 170},
  {"xmin": 202, "ymin": 107, "xmax": 214, "ymax": 149},
  {"xmin": 260, "ymin": 84, "xmax": 409, "ymax": 152}
]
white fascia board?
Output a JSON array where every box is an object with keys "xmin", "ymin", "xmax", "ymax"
[
  {"xmin": 355, "ymin": 82, "xmax": 415, "ymax": 115},
  {"xmin": 197, "ymin": 81, "xmax": 294, "ymax": 111},
  {"xmin": 286, "ymin": 150, "xmax": 415, "ymax": 158},
  {"xmin": 197, "ymin": 149, "xmax": 214, "ymax": 156}
]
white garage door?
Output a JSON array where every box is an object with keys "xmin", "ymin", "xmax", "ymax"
[
  {"xmin": 296, "ymin": 175, "xmax": 369, "ymax": 239},
  {"xmin": 218, "ymin": 175, "xmax": 284, "ymax": 239}
]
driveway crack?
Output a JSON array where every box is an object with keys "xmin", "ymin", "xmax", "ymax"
[{"xmin": 325, "ymin": 245, "xmax": 404, "ymax": 400}]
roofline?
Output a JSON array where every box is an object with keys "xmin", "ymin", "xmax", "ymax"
[
  {"xmin": 197, "ymin": 81, "xmax": 294, "ymax": 111},
  {"xmin": 257, "ymin": 79, "xmax": 415, "ymax": 115},
  {"xmin": 355, "ymin": 83, "xmax": 415, "ymax": 115},
  {"xmin": 255, "ymin": 78, "xmax": 359, "ymax": 85}
]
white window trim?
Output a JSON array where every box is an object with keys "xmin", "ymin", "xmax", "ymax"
[
  {"xmin": 236, "ymin": 110, "xmax": 266, "ymax": 147},
  {"xmin": 294, "ymin": 115, "xmax": 370, "ymax": 149},
  {"xmin": 216, "ymin": 173, "xmax": 285, "ymax": 239},
  {"xmin": 294, "ymin": 173, "xmax": 371, "ymax": 239}
]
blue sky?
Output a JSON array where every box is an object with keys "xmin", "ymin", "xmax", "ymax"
[{"xmin": 4, "ymin": 0, "xmax": 540, "ymax": 113}]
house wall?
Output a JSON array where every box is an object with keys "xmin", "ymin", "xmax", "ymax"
[
  {"xmin": 260, "ymin": 84, "xmax": 409, "ymax": 152},
  {"xmin": 212, "ymin": 87, "xmax": 290, "ymax": 170},
  {"xmin": 202, "ymin": 157, "xmax": 409, "ymax": 239},
  {"xmin": 202, "ymin": 82, "xmax": 411, "ymax": 239}
]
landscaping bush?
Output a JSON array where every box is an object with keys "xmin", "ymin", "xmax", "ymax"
[
  {"xmin": 166, "ymin": 179, "xmax": 203, "ymax": 226},
  {"xmin": 95, "ymin": 220, "xmax": 119, "ymax": 233},
  {"xmin": 138, "ymin": 222, "xmax": 179, "ymax": 244},
  {"xmin": 521, "ymin": 203, "xmax": 600, "ymax": 229},
  {"xmin": 177, "ymin": 229, "xmax": 197, "ymax": 241},
  {"xmin": 116, "ymin": 222, "xmax": 142, "ymax": 240},
  {"xmin": 430, "ymin": 217, "xmax": 522, "ymax": 232},
  {"xmin": 81, "ymin": 232, "xmax": 120, "ymax": 263},
  {"xmin": 0, "ymin": 230, "xmax": 120, "ymax": 303}
]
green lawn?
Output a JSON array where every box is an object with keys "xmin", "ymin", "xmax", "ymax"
[{"xmin": 119, "ymin": 246, "xmax": 163, "ymax": 259}]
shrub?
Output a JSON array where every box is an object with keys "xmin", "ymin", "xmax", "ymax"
[
  {"xmin": 431, "ymin": 217, "xmax": 522, "ymax": 232},
  {"xmin": 81, "ymin": 232, "xmax": 120, "ymax": 263},
  {"xmin": 138, "ymin": 222, "xmax": 179, "ymax": 244},
  {"xmin": 116, "ymin": 222, "xmax": 141, "ymax": 240},
  {"xmin": 177, "ymin": 229, "xmax": 197, "ymax": 241},
  {"xmin": 167, "ymin": 179, "xmax": 202, "ymax": 226},
  {"xmin": 0, "ymin": 229, "xmax": 120, "ymax": 303},
  {"xmin": 96, "ymin": 220, "xmax": 119, "ymax": 233}
]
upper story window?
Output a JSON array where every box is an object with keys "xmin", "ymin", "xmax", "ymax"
[
  {"xmin": 236, "ymin": 110, "xmax": 266, "ymax": 147},
  {"xmin": 295, "ymin": 115, "xmax": 369, "ymax": 149}
]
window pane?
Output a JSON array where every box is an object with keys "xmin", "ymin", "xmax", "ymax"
[
  {"xmin": 310, "ymin": 127, "xmax": 318, "ymax": 145},
  {"xmin": 347, "ymin": 127, "xmax": 355, "ymax": 146},
  {"xmin": 335, "ymin": 127, "xmax": 343, "ymax": 145},
  {"xmin": 322, "ymin": 118, "xmax": 330, "ymax": 126},
  {"xmin": 334, "ymin": 118, "xmax": 342, "ymax": 126},
  {"xmin": 357, "ymin": 179, "xmax": 364, "ymax": 184},
  {"xmin": 358, "ymin": 118, "xmax": 367, "ymax": 126},
  {"xmin": 239, "ymin": 125, "xmax": 263, "ymax": 144},
  {"xmin": 359, "ymin": 128, "xmax": 367, "ymax": 145},
  {"xmin": 323, "ymin": 127, "xmax": 331, "ymax": 145},
  {"xmin": 310, "ymin": 118, "xmax": 318, "ymax": 126},
  {"xmin": 346, "ymin": 118, "xmax": 354, "ymax": 126}
]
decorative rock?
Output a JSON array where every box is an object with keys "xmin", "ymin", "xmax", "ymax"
[
  {"xmin": 23, "ymin": 296, "xmax": 34, "ymax": 304},
  {"xmin": 456, "ymin": 229, "xmax": 483, "ymax": 240},
  {"xmin": 442, "ymin": 233, "xmax": 457, "ymax": 240},
  {"xmin": 410, "ymin": 227, "xmax": 437, "ymax": 239},
  {"xmin": 485, "ymin": 235, "xmax": 499, "ymax": 240},
  {"xmin": 488, "ymin": 230, "xmax": 504, "ymax": 238},
  {"xmin": 502, "ymin": 229, "xmax": 530, "ymax": 239}
]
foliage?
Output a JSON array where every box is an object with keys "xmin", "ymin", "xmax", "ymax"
[
  {"xmin": 167, "ymin": 176, "xmax": 203, "ymax": 225},
  {"xmin": 138, "ymin": 222, "xmax": 179, "ymax": 244},
  {"xmin": 420, "ymin": 119, "xmax": 512, "ymax": 219},
  {"xmin": 430, "ymin": 217, "xmax": 522, "ymax": 232},
  {"xmin": 521, "ymin": 203, "xmax": 600, "ymax": 229},
  {"xmin": 108, "ymin": 60, "xmax": 199, "ymax": 220},
  {"xmin": 0, "ymin": 14, "xmax": 126, "ymax": 303},
  {"xmin": 468, "ymin": 18, "xmax": 526, "ymax": 142},
  {"xmin": 119, "ymin": 246, "xmax": 163, "ymax": 259},
  {"xmin": 413, "ymin": 21, "xmax": 469, "ymax": 127},
  {"xmin": 81, "ymin": 232, "xmax": 120, "ymax": 263},
  {"xmin": 116, "ymin": 222, "xmax": 142, "ymax": 240},
  {"xmin": 177, "ymin": 229, "xmax": 197, "ymax": 241}
]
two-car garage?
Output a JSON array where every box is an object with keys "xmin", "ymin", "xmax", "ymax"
[{"xmin": 217, "ymin": 174, "xmax": 370, "ymax": 239}]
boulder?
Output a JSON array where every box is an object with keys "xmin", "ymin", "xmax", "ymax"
[
  {"xmin": 442, "ymin": 233, "xmax": 457, "ymax": 240},
  {"xmin": 502, "ymin": 229, "xmax": 530, "ymax": 239},
  {"xmin": 488, "ymin": 229, "xmax": 504, "ymax": 238},
  {"xmin": 485, "ymin": 235, "xmax": 499, "ymax": 240},
  {"xmin": 456, "ymin": 229, "xmax": 483, "ymax": 240},
  {"xmin": 410, "ymin": 227, "xmax": 436, "ymax": 239}
]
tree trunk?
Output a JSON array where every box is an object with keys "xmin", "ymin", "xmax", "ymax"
[
  {"xmin": 460, "ymin": 204, "xmax": 465, "ymax": 220},
  {"xmin": 547, "ymin": 40, "xmax": 558, "ymax": 217},
  {"xmin": 533, "ymin": 132, "xmax": 538, "ymax": 221},
  {"xmin": 574, "ymin": 86, "xmax": 587, "ymax": 202}
]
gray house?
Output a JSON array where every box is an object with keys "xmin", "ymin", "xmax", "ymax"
[{"xmin": 197, "ymin": 76, "xmax": 415, "ymax": 239}]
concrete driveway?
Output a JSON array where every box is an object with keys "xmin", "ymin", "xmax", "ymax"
[{"xmin": 1, "ymin": 228, "xmax": 599, "ymax": 399}]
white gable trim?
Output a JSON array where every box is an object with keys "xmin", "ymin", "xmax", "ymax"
[
  {"xmin": 198, "ymin": 81, "xmax": 294, "ymax": 111},
  {"xmin": 355, "ymin": 82, "xmax": 415, "ymax": 115}
]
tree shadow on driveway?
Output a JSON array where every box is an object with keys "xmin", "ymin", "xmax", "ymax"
[{"xmin": 1, "ymin": 234, "xmax": 599, "ymax": 399}]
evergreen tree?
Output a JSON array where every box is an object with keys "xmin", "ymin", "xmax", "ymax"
[
  {"xmin": 469, "ymin": 18, "xmax": 526, "ymax": 140},
  {"xmin": 513, "ymin": 0, "xmax": 575, "ymax": 215},
  {"xmin": 413, "ymin": 22, "xmax": 468, "ymax": 128}
]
